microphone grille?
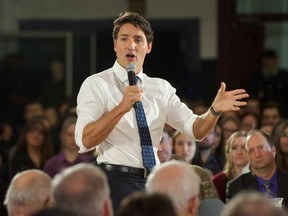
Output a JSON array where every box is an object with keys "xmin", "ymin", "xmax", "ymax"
[{"xmin": 126, "ymin": 63, "xmax": 135, "ymax": 72}]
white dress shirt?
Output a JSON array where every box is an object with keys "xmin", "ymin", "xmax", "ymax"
[{"xmin": 75, "ymin": 61, "xmax": 198, "ymax": 168}]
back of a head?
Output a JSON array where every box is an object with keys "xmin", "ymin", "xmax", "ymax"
[
  {"xmin": 146, "ymin": 160, "xmax": 200, "ymax": 214},
  {"xmin": 117, "ymin": 192, "xmax": 177, "ymax": 216},
  {"xmin": 222, "ymin": 192, "xmax": 288, "ymax": 216},
  {"xmin": 4, "ymin": 169, "xmax": 53, "ymax": 216},
  {"xmin": 52, "ymin": 163, "xmax": 111, "ymax": 216}
]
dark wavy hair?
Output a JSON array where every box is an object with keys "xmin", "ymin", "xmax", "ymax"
[{"xmin": 112, "ymin": 11, "xmax": 154, "ymax": 44}]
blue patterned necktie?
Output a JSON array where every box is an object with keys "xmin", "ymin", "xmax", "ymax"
[
  {"xmin": 263, "ymin": 181, "xmax": 273, "ymax": 198},
  {"xmin": 134, "ymin": 76, "xmax": 156, "ymax": 172}
]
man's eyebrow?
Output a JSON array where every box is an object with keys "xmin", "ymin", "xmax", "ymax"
[{"xmin": 119, "ymin": 33, "xmax": 128, "ymax": 37}]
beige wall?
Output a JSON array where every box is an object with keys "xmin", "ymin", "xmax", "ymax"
[{"xmin": 0, "ymin": 0, "xmax": 217, "ymax": 58}]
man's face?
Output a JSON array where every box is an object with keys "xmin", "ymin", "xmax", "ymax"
[
  {"xmin": 198, "ymin": 130, "xmax": 215, "ymax": 149},
  {"xmin": 157, "ymin": 131, "xmax": 172, "ymax": 163},
  {"xmin": 262, "ymin": 108, "xmax": 280, "ymax": 126},
  {"xmin": 246, "ymin": 132, "xmax": 276, "ymax": 171},
  {"xmin": 114, "ymin": 23, "xmax": 152, "ymax": 74},
  {"xmin": 24, "ymin": 103, "xmax": 44, "ymax": 121}
]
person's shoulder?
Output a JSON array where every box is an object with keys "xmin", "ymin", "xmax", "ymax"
[
  {"xmin": 87, "ymin": 68, "xmax": 113, "ymax": 80},
  {"xmin": 228, "ymin": 172, "xmax": 253, "ymax": 186},
  {"xmin": 191, "ymin": 165, "xmax": 210, "ymax": 179},
  {"xmin": 277, "ymin": 168, "xmax": 288, "ymax": 178},
  {"xmin": 144, "ymin": 75, "xmax": 173, "ymax": 89},
  {"xmin": 212, "ymin": 172, "xmax": 228, "ymax": 181},
  {"xmin": 44, "ymin": 153, "xmax": 62, "ymax": 167},
  {"xmin": 80, "ymin": 68, "xmax": 113, "ymax": 88}
]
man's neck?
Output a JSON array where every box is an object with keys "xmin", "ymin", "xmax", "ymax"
[{"xmin": 253, "ymin": 164, "xmax": 277, "ymax": 180}]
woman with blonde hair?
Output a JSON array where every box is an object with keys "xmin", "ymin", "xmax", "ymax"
[{"xmin": 212, "ymin": 131, "xmax": 249, "ymax": 202}]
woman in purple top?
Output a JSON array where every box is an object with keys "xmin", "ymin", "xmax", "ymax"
[{"xmin": 44, "ymin": 114, "xmax": 94, "ymax": 177}]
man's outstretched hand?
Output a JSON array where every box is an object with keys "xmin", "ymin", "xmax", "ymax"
[{"xmin": 212, "ymin": 82, "xmax": 249, "ymax": 113}]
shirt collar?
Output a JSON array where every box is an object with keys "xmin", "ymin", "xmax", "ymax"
[
  {"xmin": 256, "ymin": 170, "xmax": 278, "ymax": 186},
  {"xmin": 113, "ymin": 60, "xmax": 144, "ymax": 84}
]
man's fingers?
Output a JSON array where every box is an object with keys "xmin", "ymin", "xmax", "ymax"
[
  {"xmin": 234, "ymin": 101, "xmax": 248, "ymax": 107},
  {"xmin": 234, "ymin": 93, "xmax": 249, "ymax": 100},
  {"xmin": 219, "ymin": 82, "xmax": 226, "ymax": 93}
]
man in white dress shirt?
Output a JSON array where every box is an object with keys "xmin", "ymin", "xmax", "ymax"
[{"xmin": 75, "ymin": 11, "xmax": 249, "ymax": 210}]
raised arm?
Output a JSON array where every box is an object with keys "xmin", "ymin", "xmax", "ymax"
[
  {"xmin": 82, "ymin": 85, "xmax": 142, "ymax": 149},
  {"xmin": 193, "ymin": 82, "xmax": 249, "ymax": 140}
]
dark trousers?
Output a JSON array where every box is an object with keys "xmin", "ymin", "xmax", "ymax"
[{"xmin": 96, "ymin": 164, "xmax": 147, "ymax": 212}]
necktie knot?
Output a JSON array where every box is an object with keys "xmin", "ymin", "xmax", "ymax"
[{"xmin": 135, "ymin": 76, "xmax": 140, "ymax": 84}]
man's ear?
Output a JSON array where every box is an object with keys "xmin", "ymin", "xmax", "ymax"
[
  {"xmin": 146, "ymin": 43, "xmax": 152, "ymax": 54},
  {"xmin": 103, "ymin": 198, "xmax": 113, "ymax": 216},
  {"xmin": 272, "ymin": 146, "xmax": 276, "ymax": 157},
  {"xmin": 187, "ymin": 196, "xmax": 199, "ymax": 216}
]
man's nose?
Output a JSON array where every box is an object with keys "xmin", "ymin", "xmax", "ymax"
[{"xmin": 127, "ymin": 39, "xmax": 136, "ymax": 50}]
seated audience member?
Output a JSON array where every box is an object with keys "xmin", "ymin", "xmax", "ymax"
[
  {"xmin": 44, "ymin": 114, "xmax": 94, "ymax": 177},
  {"xmin": 43, "ymin": 105, "xmax": 61, "ymax": 153},
  {"xmin": 240, "ymin": 97, "xmax": 261, "ymax": 117},
  {"xmin": 215, "ymin": 116, "xmax": 241, "ymax": 167},
  {"xmin": 211, "ymin": 123, "xmax": 222, "ymax": 155},
  {"xmin": 261, "ymin": 101, "xmax": 282, "ymax": 128},
  {"xmin": 9, "ymin": 116, "xmax": 54, "ymax": 179},
  {"xmin": 272, "ymin": 119, "xmax": 288, "ymax": 173},
  {"xmin": 172, "ymin": 131, "xmax": 196, "ymax": 164},
  {"xmin": 220, "ymin": 116, "xmax": 241, "ymax": 148},
  {"xmin": 159, "ymin": 129, "xmax": 219, "ymax": 201},
  {"xmin": 22, "ymin": 100, "xmax": 44, "ymax": 124},
  {"xmin": 226, "ymin": 130, "xmax": 288, "ymax": 208},
  {"xmin": 221, "ymin": 191, "xmax": 288, "ymax": 216},
  {"xmin": 260, "ymin": 122, "xmax": 275, "ymax": 135},
  {"xmin": 4, "ymin": 169, "xmax": 54, "ymax": 216},
  {"xmin": 157, "ymin": 130, "xmax": 173, "ymax": 163},
  {"xmin": 170, "ymin": 154, "xmax": 219, "ymax": 201},
  {"xmin": 117, "ymin": 192, "xmax": 177, "ymax": 216},
  {"xmin": 145, "ymin": 160, "xmax": 200, "ymax": 216},
  {"xmin": 52, "ymin": 163, "xmax": 113, "ymax": 216},
  {"xmin": 240, "ymin": 112, "xmax": 259, "ymax": 132},
  {"xmin": 192, "ymin": 129, "xmax": 223, "ymax": 175},
  {"xmin": 249, "ymin": 49, "xmax": 288, "ymax": 119},
  {"xmin": 212, "ymin": 131, "xmax": 249, "ymax": 202}
]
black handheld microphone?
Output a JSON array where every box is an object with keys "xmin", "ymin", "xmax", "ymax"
[
  {"xmin": 127, "ymin": 63, "xmax": 136, "ymax": 86},
  {"xmin": 126, "ymin": 64, "xmax": 137, "ymax": 108}
]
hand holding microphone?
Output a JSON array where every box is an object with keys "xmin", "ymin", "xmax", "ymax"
[{"xmin": 126, "ymin": 63, "xmax": 138, "ymax": 108}]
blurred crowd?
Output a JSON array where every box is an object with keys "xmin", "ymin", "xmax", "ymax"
[{"xmin": 0, "ymin": 49, "xmax": 288, "ymax": 216}]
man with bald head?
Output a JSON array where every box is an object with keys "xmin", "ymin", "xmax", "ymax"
[
  {"xmin": 4, "ymin": 169, "xmax": 53, "ymax": 216},
  {"xmin": 146, "ymin": 160, "xmax": 201, "ymax": 216},
  {"xmin": 52, "ymin": 163, "xmax": 113, "ymax": 216}
]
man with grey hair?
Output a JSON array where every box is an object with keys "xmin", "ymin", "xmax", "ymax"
[
  {"xmin": 221, "ymin": 191, "xmax": 288, "ymax": 216},
  {"xmin": 52, "ymin": 163, "xmax": 113, "ymax": 216},
  {"xmin": 145, "ymin": 160, "xmax": 200, "ymax": 216},
  {"xmin": 4, "ymin": 169, "xmax": 53, "ymax": 216}
]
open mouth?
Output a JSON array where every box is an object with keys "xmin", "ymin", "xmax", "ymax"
[{"xmin": 126, "ymin": 53, "xmax": 135, "ymax": 60}]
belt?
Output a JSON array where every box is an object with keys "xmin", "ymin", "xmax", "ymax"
[{"xmin": 99, "ymin": 164, "xmax": 149, "ymax": 178}]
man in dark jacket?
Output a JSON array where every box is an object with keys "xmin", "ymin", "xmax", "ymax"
[{"xmin": 226, "ymin": 130, "xmax": 288, "ymax": 208}]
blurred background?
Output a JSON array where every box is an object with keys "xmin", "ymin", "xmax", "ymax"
[{"xmin": 0, "ymin": 0, "xmax": 288, "ymax": 125}]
